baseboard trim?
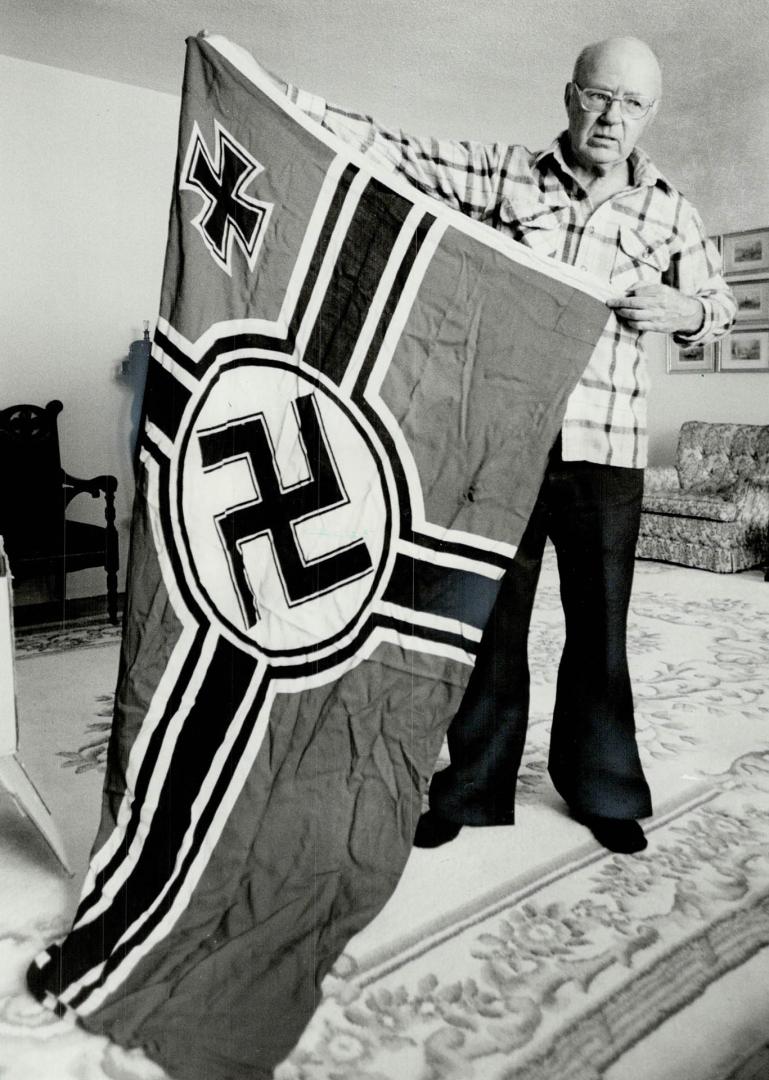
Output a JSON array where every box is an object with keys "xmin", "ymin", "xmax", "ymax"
[{"xmin": 13, "ymin": 593, "xmax": 125, "ymax": 631}]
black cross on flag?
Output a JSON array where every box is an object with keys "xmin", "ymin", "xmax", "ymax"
[
  {"xmin": 181, "ymin": 118, "xmax": 272, "ymax": 275},
  {"xmin": 30, "ymin": 33, "xmax": 610, "ymax": 1080}
]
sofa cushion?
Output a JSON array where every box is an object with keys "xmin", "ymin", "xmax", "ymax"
[
  {"xmin": 642, "ymin": 489, "xmax": 739, "ymax": 521},
  {"xmin": 676, "ymin": 421, "xmax": 739, "ymax": 492},
  {"xmin": 731, "ymin": 425, "xmax": 769, "ymax": 482},
  {"xmin": 676, "ymin": 421, "xmax": 769, "ymax": 494}
]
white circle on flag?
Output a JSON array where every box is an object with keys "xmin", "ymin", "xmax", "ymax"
[{"xmin": 175, "ymin": 357, "xmax": 392, "ymax": 658}]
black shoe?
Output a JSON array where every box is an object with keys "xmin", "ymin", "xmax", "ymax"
[
  {"xmin": 413, "ymin": 811, "xmax": 462, "ymax": 849},
  {"xmin": 26, "ymin": 960, "xmax": 46, "ymax": 1002},
  {"xmin": 574, "ymin": 813, "xmax": 647, "ymax": 854}
]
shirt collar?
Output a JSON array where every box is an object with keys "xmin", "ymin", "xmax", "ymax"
[{"xmin": 535, "ymin": 133, "xmax": 672, "ymax": 192}]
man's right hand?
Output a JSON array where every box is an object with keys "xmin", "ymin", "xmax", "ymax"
[{"xmin": 607, "ymin": 283, "xmax": 704, "ymax": 335}]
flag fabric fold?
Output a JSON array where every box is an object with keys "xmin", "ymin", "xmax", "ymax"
[{"xmin": 30, "ymin": 34, "xmax": 611, "ymax": 1080}]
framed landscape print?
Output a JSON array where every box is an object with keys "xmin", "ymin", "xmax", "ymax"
[
  {"xmin": 666, "ymin": 339, "xmax": 717, "ymax": 373},
  {"xmin": 718, "ymin": 328, "xmax": 769, "ymax": 372},
  {"xmin": 731, "ymin": 279, "xmax": 769, "ymax": 323},
  {"xmin": 722, "ymin": 229, "xmax": 769, "ymax": 276}
]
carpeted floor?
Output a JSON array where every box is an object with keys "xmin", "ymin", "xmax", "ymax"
[{"xmin": 2, "ymin": 551, "xmax": 769, "ymax": 1080}]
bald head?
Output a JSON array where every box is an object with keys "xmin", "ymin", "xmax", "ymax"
[
  {"xmin": 573, "ymin": 37, "xmax": 662, "ymax": 100},
  {"xmin": 564, "ymin": 36, "xmax": 662, "ymax": 179}
]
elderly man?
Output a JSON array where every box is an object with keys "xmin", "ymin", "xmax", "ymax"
[{"xmin": 279, "ymin": 36, "xmax": 735, "ymax": 853}]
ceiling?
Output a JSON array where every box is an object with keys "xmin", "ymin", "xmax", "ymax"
[{"xmin": 5, "ymin": 0, "xmax": 769, "ymax": 120}]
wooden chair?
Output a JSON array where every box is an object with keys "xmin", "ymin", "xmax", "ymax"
[{"xmin": 0, "ymin": 400, "xmax": 119, "ymax": 623}]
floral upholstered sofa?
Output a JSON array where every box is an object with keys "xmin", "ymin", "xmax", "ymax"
[{"xmin": 637, "ymin": 421, "xmax": 769, "ymax": 573}]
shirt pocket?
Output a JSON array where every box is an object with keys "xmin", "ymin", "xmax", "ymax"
[
  {"xmin": 498, "ymin": 197, "xmax": 562, "ymax": 259},
  {"xmin": 611, "ymin": 224, "xmax": 672, "ymax": 288}
]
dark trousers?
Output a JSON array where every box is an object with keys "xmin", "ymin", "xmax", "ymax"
[{"xmin": 429, "ymin": 439, "xmax": 652, "ymax": 825}]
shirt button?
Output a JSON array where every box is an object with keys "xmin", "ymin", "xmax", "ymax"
[{"xmin": 587, "ymin": 226, "xmax": 595, "ymax": 234}]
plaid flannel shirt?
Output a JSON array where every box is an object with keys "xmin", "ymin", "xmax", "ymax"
[{"xmin": 290, "ymin": 89, "xmax": 736, "ymax": 468}]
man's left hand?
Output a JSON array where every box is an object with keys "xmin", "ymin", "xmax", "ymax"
[{"xmin": 607, "ymin": 283, "xmax": 704, "ymax": 335}]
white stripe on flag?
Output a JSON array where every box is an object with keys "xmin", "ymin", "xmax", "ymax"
[
  {"xmin": 143, "ymin": 420, "xmax": 175, "ymax": 461},
  {"xmin": 364, "ymin": 218, "xmax": 447, "ymax": 401},
  {"xmin": 376, "ymin": 600, "xmax": 483, "ymax": 644},
  {"xmin": 371, "ymin": 624, "xmax": 474, "ymax": 668},
  {"xmin": 396, "ymin": 539, "xmax": 507, "ymax": 581},
  {"xmin": 269, "ymin": 624, "xmax": 475, "ymax": 700}
]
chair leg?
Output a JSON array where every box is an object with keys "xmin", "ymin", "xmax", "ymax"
[
  {"xmin": 106, "ymin": 568, "xmax": 119, "ymax": 625},
  {"xmin": 54, "ymin": 566, "xmax": 66, "ymax": 624},
  {"xmin": 105, "ymin": 545, "xmax": 119, "ymax": 624},
  {"xmin": 103, "ymin": 483, "xmax": 120, "ymax": 624}
]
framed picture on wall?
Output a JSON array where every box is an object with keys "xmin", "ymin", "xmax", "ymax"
[
  {"xmin": 666, "ymin": 339, "xmax": 717, "ymax": 373},
  {"xmin": 731, "ymin": 279, "xmax": 769, "ymax": 323},
  {"xmin": 722, "ymin": 228, "xmax": 769, "ymax": 276},
  {"xmin": 718, "ymin": 328, "xmax": 769, "ymax": 372}
]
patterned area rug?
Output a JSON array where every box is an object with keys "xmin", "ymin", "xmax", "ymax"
[{"xmin": 2, "ymin": 552, "xmax": 769, "ymax": 1080}]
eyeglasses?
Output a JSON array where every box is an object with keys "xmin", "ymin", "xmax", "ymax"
[{"xmin": 571, "ymin": 82, "xmax": 655, "ymax": 120}]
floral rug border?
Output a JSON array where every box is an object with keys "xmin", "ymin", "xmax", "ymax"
[
  {"xmin": 507, "ymin": 894, "xmax": 769, "ymax": 1080},
  {"xmin": 287, "ymin": 749, "xmax": 769, "ymax": 1080}
]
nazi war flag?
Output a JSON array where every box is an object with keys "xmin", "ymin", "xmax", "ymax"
[{"xmin": 31, "ymin": 33, "xmax": 609, "ymax": 1080}]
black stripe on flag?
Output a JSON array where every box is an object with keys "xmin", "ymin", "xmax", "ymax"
[
  {"xmin": 284, "ymin": 161, "xmax": 361, "ymax": 357},
  {"xmin": 376, "ymin": 612, "xmax": 478, "ymax": 656},
  {"xmin": 383, "ymin": 551, "xmax": 499, "ymax": 632},
  {"xmin": 70, "ymin": 668, "xmax": 274, "ymax": 1010},
  {"xmin": 408, "ymin": 529, "xmax": 512, "ymax": 572},
  {"xmin": 69, "ymin": 451, "xmax": 214, "ymax": 926},
  {"xmin": 301, "ymin": 177, "xmax": 417, "ymax": 387},
  {"xmin": 142, "ymin": 356, "xmax": 192, "ymax": 443},
  {"xmin": 274, "ymin": 608, "xmax": 477, "ymax": 684},
  {"xmin": 348, "ymin": 208, "xmax": 435, "ymax": 395},
  {"xmin": 53, "ymin": 635, "xmax": 262, "ymax": 1000},
  {"xmin": 152, "ymin": 328, "xmax": 200, "ymax": 378},
  {"xmin": 71, "ymin": 620, "xmax": 211, "ymax": 927}
]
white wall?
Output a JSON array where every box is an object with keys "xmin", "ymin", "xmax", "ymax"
[
  {"xmin": 644, "ymin": 335, "xmax": 769, "ymax": 464},
  {"xmin": 0, "ymin": 55, "xmax": 179, "ymax": 597},
  {"xmin": 641, "ymin": 36, "xmax": 769, "ymax": 464}
]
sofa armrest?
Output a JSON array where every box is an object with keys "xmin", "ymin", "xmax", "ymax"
[
  {"xmin": 644, "ymin": 466, "xmax": 680, "ymax": 493},
  {"xmin": 735, "ymin": 480, "xmax": 769, "ymax": 528}
]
